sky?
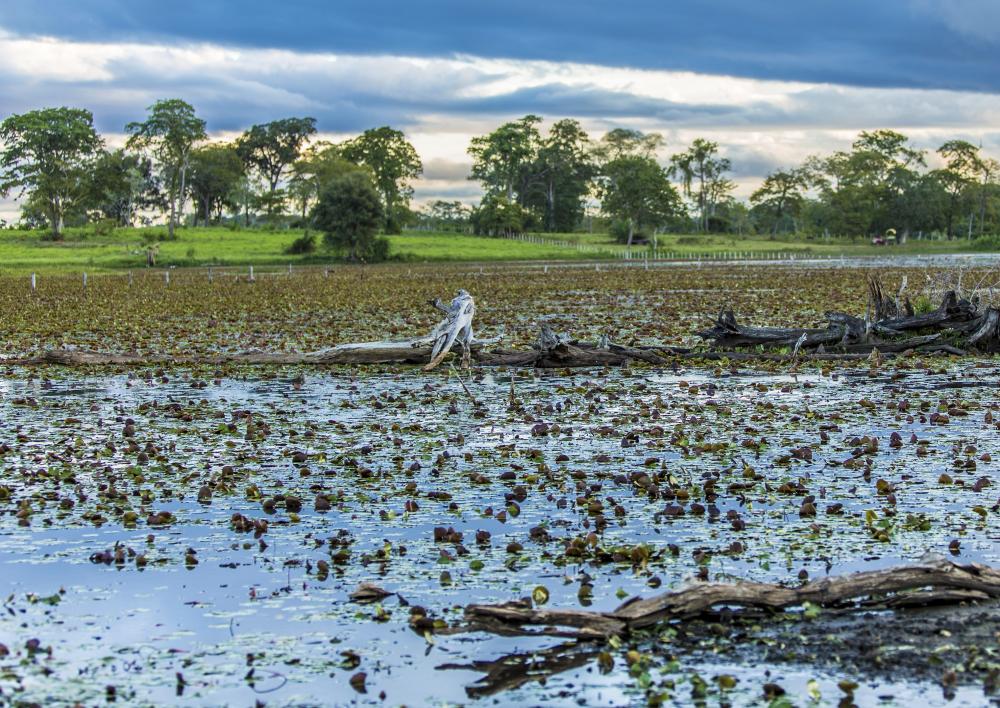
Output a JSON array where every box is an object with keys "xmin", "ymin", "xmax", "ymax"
[{"xmin": 1, "ymin": 0, "xmax": 1000, "ymax": 219}]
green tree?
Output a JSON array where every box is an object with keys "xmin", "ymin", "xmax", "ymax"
[
  {"xmin": 669, "ymin": 139, "xmax": 734, "ymax": 232},
  {"xmin": 468, "ymin": 115, "xmax": 541, "ymax": 201},
  {"xmin": 525, "ymin": 119, "xmax": 595, "ymax": 231},
  {"xmin": 236, "ymin": 117, "xmax": 317, "ymax": 216},
  {"xmin": 0, "ymin": 107, "xmax": 103, "ymax": 238},
  {"xmin": 288, "ymin": 142, "xmax": 367, "ymax": 219},
  {"xmin": 227, "ymin": 176, "xmax": 260, "ymax": 227},
  {"xmin": 339, "ymin": 126, "xmax": 422, "ymax": 233},
  {"xmin": 471, "ymin": 194, "xmax": 533, "ymax": 237},
  {"xmin": 593, "ymin": 128, "xmax": 664, "ymax": 161},
  {"xmin": 936, "ymin": 140, "xmax": 984, "ymax": 239},
  {"xmin": 750, "ymin": 168, "xmax": 809, "ymax": 234},
  {"xmin": 312, "ymin": 172, "xmax": 387, "ymax": 261},
  {"xmin": 85, "ymin": 149, "xmax": 162, "ymax": 227},
  {"xmin": 599, "ymin": 156, "xmax": 685, "ymax": 245},
  {"xmin": 188, "ymin": 144, "xmax": 244, "ymax": 226},
  {"xmin": 125, "ymin": 99, "xmax": 207, "ymax": 238},
  {"xmin": 424, "ymin": 200, "xmax": 471, "ymax": 231}
]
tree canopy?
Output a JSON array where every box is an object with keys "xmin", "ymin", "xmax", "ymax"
[
  {"xmin": 125, "ymin": 99, "xmax": 207, "ymax": 237},
  {"xmin": 599, "ymin": 155, "xmax": 685, "ymax": 245},
  {"xmin": 0, "ymin": 107, "xmax": 103, "ymax": 238},
  {"xmin": 339, "ymin": 127, "xmax": 422, "ymax": 233},
  {"xmin": 236, "ymin": 117, "xmax": 317, "ymax": 216},
  {"xmin": 312, "ymin": 172, "xmax": 387, "ymax": 261}
]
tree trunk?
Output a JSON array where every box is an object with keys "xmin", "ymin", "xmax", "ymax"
[
  {"xmin": 626, "ymin": 219, "xmax": 634, "ymax": 246},
  {"xmin": 177, "ymin": 165, "xmax": 187, "ymax": 232},
  {"xmin": 168, "ymin": 194, "xmax": 176, "ymax": 240},
  {"xmin": 546, "ymin": 180, "xmax": 556, "ymax": 231},
  {"xmin": 50, "ymin": 197, "xmax": 63, "ymax": 239}
]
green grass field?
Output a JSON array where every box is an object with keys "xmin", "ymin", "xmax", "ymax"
[{"xmin": 0, "ymin": 226, "xmax": 993, "ymax": 273}]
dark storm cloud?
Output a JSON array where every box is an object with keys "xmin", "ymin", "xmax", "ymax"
[{"xmin": 1, "ymin": 0, "xmax": 998, "ymax": 92}]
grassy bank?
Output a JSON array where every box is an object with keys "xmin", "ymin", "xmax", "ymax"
[{"xmin": 0, "ymin": 226, "xmax": 993, "ymax": 272}]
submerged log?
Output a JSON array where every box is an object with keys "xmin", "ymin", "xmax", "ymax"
[
  {"xmin": 478, "ymin": 325, "xmax": 689, "ymax": 368},
  {"xmin": 452, "ymin": 555, "xmax": 1000, "ymax": 641}
]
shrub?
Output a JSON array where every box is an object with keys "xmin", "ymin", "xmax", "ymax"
[
  {"xmin": 973, "ymin": 234, "xmax": 1000, "ymax": 250},
  {"xmin": 313, "ymin": 173, "xmax": 388, "ymax": 262},
  {"xmin": 92, "ymin": 218, "xmax": 117, "ymax": 237},
  {"xmin": 286, "ymin": 233, "xmax": 317, "ymax": 254},
  {"xmin": 610, "ymin": 219, "xmax": 650, "ymax": 244}
]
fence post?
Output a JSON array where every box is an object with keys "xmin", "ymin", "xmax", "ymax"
[
  {"xmin": 164, "ymin": 270, "xmax": 170, "ymax": 286},
  {"xmin": 83, "ymin": 272, "xmax": 87, "ymax": 291},
  {"xmin": 30, "ymin": 273, "xmax": 36, "ymax": 292},
  {"xmin": 249, "ymin": 265, "xmax": 255, "ymax": 282}
]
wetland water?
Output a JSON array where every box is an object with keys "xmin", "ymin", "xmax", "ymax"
[{"xmin": 0, "ymin": 360, "xmax": 997, "ymax": 706}]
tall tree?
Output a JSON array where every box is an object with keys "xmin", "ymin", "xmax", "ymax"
[
  {"xmin": 936, "ymin": 140, "xmax": 983, "ymax": 239},
  {"xmin": 599, "ymin": 156, "xmax": 684, "ymax": 245},
  {"xmin": 86, "ymin": 149, "xmax": 161, "ymax": 227},
  {"xmin": 977, "ymin": 156, "xmax": 1000, "ymax": 237},
  {"xmin": 0, "ymin": 107, "xmax": 103, "ymax": 238},
  {"xmin": 526, "ymin": 119, "xmax": 595, "ymax": 232},
  {"xmin": 339, "ymin": 126, "xmax": 422, "ymax": 233},
  {"xmin": 593, "ymin": 128, "xmax": 664, "ymax": 161},
  {"xmin": 750, "ymin": 168, "xmax": 809, "ymax": 234},
  {"xmin": 125, "ymin": 99, "xmax": 207, "ymax": 238},
  {"xmin": 468, "ymin": 115, "xmax": 541, "ymax": 201},
  {"xmin": 288, "ymin": 142, "xmax": 370, "ymax": 220},
  {"xmin": 188, "ymin": 144, "xmax": 244, "ymax": 226},
  {"xmin": 236, "ymin": 117, "xmax": 317, "ymax": 216},
  {"xmin": 669, "ymin": 139, "xmax": 734, "ymax": 232}
]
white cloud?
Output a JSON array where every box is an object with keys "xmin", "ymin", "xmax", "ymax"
[{"xmin": 0, "ymin": 27, "xmax": 998, "ymax": 214}]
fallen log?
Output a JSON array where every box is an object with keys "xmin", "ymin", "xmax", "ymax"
[
  {"xmin": 437, "ymin": 555, "xmax": 1000, "ymax": 698},
  {"xmin": 699, "ymin": 277, "xmax": 1000, "ymax": 354},
  {"xmin": 27, "ymin": 334, "xmax": 503, "ymax": 367},
  {"xmin": 451, "ymin": 555, "xmax": 1000, "ymax": 640}
]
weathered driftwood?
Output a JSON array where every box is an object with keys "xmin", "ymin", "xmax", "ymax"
[
  {"xmin": 23, "ymin": 337, "xmax": 502, "ymax": 367},
  {"xmin": 451, "ymin": 556, "xmax": 1000, "ymax": 641},
  {"xmin": 699, "ymin": 276, "xmax": 1000, "ymax": 355},
  {"xmin": 425, "ymin": 289, "xmax": 477, "ymax": 370},
  {"xmin": 437, "ymin": 556, "xmax": 1000, "ymax": 697}
]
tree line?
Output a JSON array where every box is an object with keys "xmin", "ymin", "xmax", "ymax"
[
  {"xmin": 439, "ymin": 116, "xmax": 999, "ymax": 244},
  {"xmin": 0, "ymin": 100, "xmax": 422, "ymax": 253},
  {"xmin": 2, "ymin": 102, "xmax": 999, "ymax": 250}
]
